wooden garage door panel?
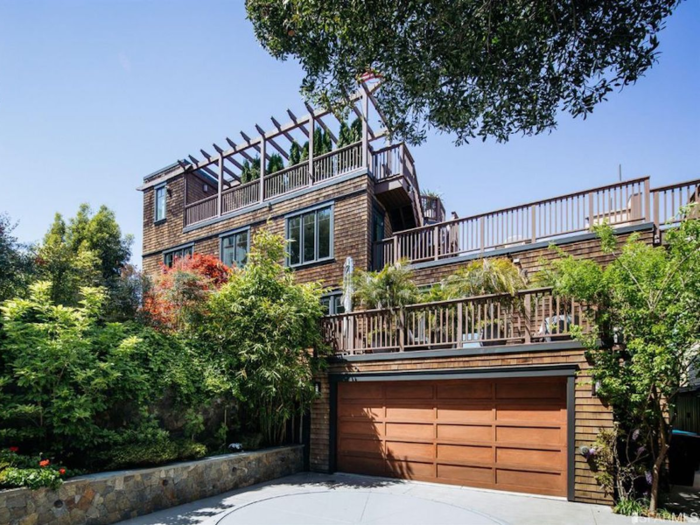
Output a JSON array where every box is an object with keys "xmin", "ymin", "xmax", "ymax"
[
  {"xmin": 336, "ymin": 377, "xmax": 567, "ymax": 497},
  {"xmin": 436, "ymin": 404, "xmax": 493, "ymax": 422},
  {"xmin": 385, "ymin": 404, "xmax": 433, "ymax": 420},
  {"xmin": 496, "ymin": 403, "xmax": 564, "ymax": 423},
  {"xmin": 386, "ymin": 383, "xmax": 433, "ymax": 399},
  {"xmin": 386, "ymin": 441, "xmax": 434, "ymax": 461},
  {"xmin": 437, "ymin": 444, "xmax": 493, "ymax": 463},
  {"xmin": 385, "ymin": 422, "xmax": 433, "ymax": 440},
  {"xmin": 437, "ymin": 381, "xmax": 492, "ymax": 399},
  {"xmin": 496, "ymin": 447, "xmax": 565, "ymax": 470},
  {"xmin": 496, "ymin": 425, "xmax": 563, "ymax": 446},
  {"xmin": 437, "ymin": 424, "xmax": 492, "ymax": 442}
]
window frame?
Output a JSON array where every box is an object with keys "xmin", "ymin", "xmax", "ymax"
[
  {"xmin": 321, "ymin": 290, "xmax": 345, "ymax": 316},
  {"xmin": 162, "ymin": 243, "xmax": 194, "ymax": 267},
  {"xmin": 285, "ymin": 203, "xmax": 334, "ymax": 268},
  {"xmin": 219, "ymin": 227, "xmax": 251, "ymax": 268},
  {"xmin": 154, "ymin": 183, "xmax": 167, "ymax": 223}
]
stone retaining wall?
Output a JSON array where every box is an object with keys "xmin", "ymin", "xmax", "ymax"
[{"xmin": 0, "ymin": 445, "xmax": 303, "ymax": 525}]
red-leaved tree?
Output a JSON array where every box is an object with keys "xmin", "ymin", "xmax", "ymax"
[{"xmin": 143, "ymin": 253, "xmax": 232, "ymax": 331}]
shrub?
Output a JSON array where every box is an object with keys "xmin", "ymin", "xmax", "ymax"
[
  {"xmin": 0, "ymin": 449, "xmax": 73, "ymax": 490},
  {"xmin": 106, "ymin": 434, "xmax": 206, "ymax": 470}
]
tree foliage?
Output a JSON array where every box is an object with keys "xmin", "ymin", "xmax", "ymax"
[
  {"xmin": 35, "ymin": 204, "xmax": 132, "ymax": 308},
  {"xmin": 0, "ymin": 213, "xmax": 35, "ymax": 303},
  {"xmin": 0, "ymin": 282, "xmax": 204, "ymax": 467},
  {"xmin": 427, "ymin": 258, "xmax": 527, "ymax": 301},
  {"xmin": 143, "ymin": 253, "xmax": 232, "ymax": 332},
  {"xmin": 247, "ymin": 0, "xmax": 680, "ymax": 144},
  {"xmin": 196, "ymin": 230, "xmax": 325, "ymax": 445},
  {"xmin": 539, "ymin": 217, "xmax": 700, "ymax": 513},
  {"xmin": 353, "ymin": 260, "xmax": 418, "ymax": 309}
]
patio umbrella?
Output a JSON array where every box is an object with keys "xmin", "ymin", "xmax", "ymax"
[{"xmin": 342, "ymin": 256, "xmax": 354, "ymax": 312}]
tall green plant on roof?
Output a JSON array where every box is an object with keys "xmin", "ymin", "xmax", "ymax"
[{"xmin": 266, "ymin": 153, "xmax": 285, "ymax": 174}]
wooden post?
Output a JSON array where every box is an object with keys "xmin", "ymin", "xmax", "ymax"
[
  {"xmin": 259, "ymin": 137, "xmax": 266, "ymax": 202},
  {"xmin": 308, "ymin": 113, "xmax": 315, "ymax": 185},
  {"xmin": 644, "ymin": 178, "xmax": 651, "ymax": 223},
  {"xmin": 394, "ymin": 235, "xmax": 400, "ymax": 263},
  {"xmin": 433, "ymin": 225, "xmax": 439, "ymax": 260},
  {"xmin": 217, "ymin": 156, "xmax": 223, "ymax": 216},
  {"xmin": 530, "ymin": 205, "xmax": 536, "ymax": 243},
  {"xmin": 398, "ymin": 309, "xmax": 405, "ymax": 352},
  {"xmin": 479, "ymin": 217, "xmax": 485, "ymax": 253},
  {"xmin": 523, "ymin": 293, "xmax": 532, "ymax": 344},
  {"xmin": 361, "ymin": 90, "xmax": 369, "ymax": 170},
  {"xmin": 588, "ymin": 192, "xmax": 595, "ymax": 229},
  {"xmin": 653, "ymin": 189, "xmax": 660, "ymax": 228},
  {"xmin": 456, "ymin": 302, "xmax": 463, "ymax": 348}
]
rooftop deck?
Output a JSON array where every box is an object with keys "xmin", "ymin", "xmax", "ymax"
[{"xmin": 374, "ymin": 176, "xmax": 700, "ymax": 269}]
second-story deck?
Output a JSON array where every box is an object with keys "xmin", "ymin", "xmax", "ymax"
[
  {"xmin": 322, "ymin": 287, "xmax": 591, "ymax": 357},
  {"xmin": 374, "ymin": 176, "xmax": 700, "ymax": 268}
]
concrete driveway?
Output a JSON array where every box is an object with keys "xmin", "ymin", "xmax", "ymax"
[{"xmin": 118, "ymin": 472, "xmax": 668, "ymax": 525}]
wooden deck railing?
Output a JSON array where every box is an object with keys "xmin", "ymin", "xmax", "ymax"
[
  {"xmin": 651, "ymin": 178, "xmax": 700, "ymax": 229},
  {"xmin": 322, "ymin": 287, "xmax": 591, "ymax": 356},
  {"xmin": 184, "ymin": 141, "xmax": 366, "ymax": 226},
  {"xmin": 375, "ymin": 177, "xmax": 700, "ymax": 267},
  {"xmin": 372, "ymin": 143, "xmax": 418, "ymax": 188}
]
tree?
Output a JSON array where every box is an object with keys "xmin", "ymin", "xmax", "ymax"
[
  {"xmin": 432, "ymin": 258, "xmax": 527, "ymax": 300},
  {"xmin": 0, "ymin": 213, "xmax": 35, "ymax": 302},
  {"xmin": 35, "ymin": 205, "xmax": 132, "ymax": 307},
  {"xmin": 266, "ymin": 153, "xmax": 285, "ymax": 174},
  {"xmin": 540, "ymin": 217, "xmax": 700, "ymax": 514},
  {"xmin": 143, "ymin": 253, "xmax": 231, "ymax": 332},
  {"xmin": 352, "ymin": 260, "xmax": 418, "ymax": 309},
  {"xmin": 241, "ymin": 157, "xmax": 261, "ymax": 183},
  {"xmin": 247, "ymin": 0, "xmax": 680, "ymax": 145},
  {"xmin": 196, "ymin": 230, "xmax": 324, "ymax": 445}
]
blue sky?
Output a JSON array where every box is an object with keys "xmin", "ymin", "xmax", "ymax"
[{"xmin": 1, "ymin": 0, "xmax": 698, "ymax": 263}]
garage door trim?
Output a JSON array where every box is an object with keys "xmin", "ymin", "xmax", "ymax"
[{"xmin": 328, "ymin": 365, "xmax": 576, "ymax": 501}]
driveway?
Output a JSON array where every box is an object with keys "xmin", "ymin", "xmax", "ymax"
[{"xmin": 118, "ymin": 472, "xmax": 668, "ymax": 525}]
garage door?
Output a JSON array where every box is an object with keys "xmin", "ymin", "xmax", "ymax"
[{"xmin": 336, "ymin": 377, "xmax": 568, "ymax": 497}]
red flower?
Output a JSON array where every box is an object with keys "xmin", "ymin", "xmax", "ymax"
[
  {"xmin": 39, "ymin": 459, "xmax": 50, "ymax": 467},
  {"xmin": 8, "ymin": 447, "xmax": 19, "ymax": 453},
  {"xmin": 59, "ymin": 468, "xmax": 66, "ymax": 475}
]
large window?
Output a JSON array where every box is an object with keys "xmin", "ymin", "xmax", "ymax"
[
  {"xmin": 221, "ymin": 229, "xmax": 249, "ymax": 268},
  {"xmin": 163, "ymin": 244, "xmax": 193, "ymax": 267},
  {"xmin": 287, "ymin": 204, "xmax": 333, "ymax": 267},
  {"xmin": 154, "ymin": 184, "xmax": 167, "ymax": 222}
]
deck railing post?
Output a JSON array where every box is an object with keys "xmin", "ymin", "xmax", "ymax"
[
  {"xmin": 479, "ymin": 216, "xmax": 485, "ymax": 253},
  {"xmin": 398, "ymin": 309, "xmax": 405, "ymax": 352},
  {"xmin": 259, "ymin": 137, "xmax": 266, "ymax": 202},
  {"xmin": 217, "ymin": 156, "xmax": 223, "ymax": 217},
  {"xmin": 433, "ymin": 225, "xmax": 439, "ymax": 260},
  {"xmin": 644, "ymin": 178, "xmax": 651, "ymax": 222},
  {"xmin": 530, "ymin": 205, "xmax": 536, "ymax": 243},
  {"xmin": 456, "ymin": 302, "xmax": 463, "ymax": 348},
  {"xmin": 394, "ymin": 235, "xmax": 400, "ymax": 263},
  {"xmin": 523, "ymin": 293, "xmax": 532, "ymax": 344},
  {"xmin": 308, "ymin": 113, "xmax": 315, "ymax": 185},
  {"xmin": 361, "ymin": 90, "xmax": 369, "ymax": 171},
  {"xmin": 588, "ymin": 192, "xmax": 595, "ymax": 229}
]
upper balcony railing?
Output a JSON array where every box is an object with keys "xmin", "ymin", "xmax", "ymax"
[
  {"xmin": 184, "ymin": 141, "xmax": 420, "ymax": 227},
  {"xmin": 322, "ymin": 287, "xmax": 592, "ymax": 356},
  {"xmin": 374, "ymin": 177, "xmax": 700, "ymax": 267}
]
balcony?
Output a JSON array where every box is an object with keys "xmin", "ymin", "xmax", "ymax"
[
  {"xmin": 322, "ymin": 287, "xmax": 592, "ymax": 357},
  {"xmin": 374, "ymin": 177, "xmax": 700, "ymax": 268}
]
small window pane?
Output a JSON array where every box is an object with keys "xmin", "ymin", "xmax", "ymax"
[
  {"xmin": 235, "ymin": 231, "xmax": 248, "ymax": 267},
  {"xmin": 320, "ymin": 297, "xmax": 331, "ymax": 315},
  {"xmin": 155, "ymin": 186, "xmax": 166, "ymax": 222},
  {"xmin": 303, "ymin": 213, "xmax": 316, "ymax": 263},
  {"xmin": 289, "ymin": 216, "xmax": 301, "ymax": 265},
  {"xmin": 222, "ymin": 231, "xmax": 249, "ymax": 268},
  {"xmin": 334, "ymin": 295, "xmax": 345, "ymax": 314},
  {"xmin": 164, "ymin": 252, "xmax": 173, "ymax": 267},
  {"xmin": 318, "ymin": 208, "xmax": 331, "ymax": 259}
]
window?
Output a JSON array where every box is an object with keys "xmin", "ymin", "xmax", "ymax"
[
  {"xmin": 154, "ymin": 184, "xmax": 167, "ymax": 222},
  {"xmin": 221, "ymin": 229, "xmax": 249, "ymax": 268},
  {"xmin": 163, "ymin": 245, "xmax": 193, "ymax": 267},
  {"xmin": 287, "ymin": 204, "xmax": 333, "ymax": 266},
  {"xmin": 321, "ymin": 292, "xmax": 346, "ymax": 315}
]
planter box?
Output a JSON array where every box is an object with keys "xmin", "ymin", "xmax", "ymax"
[{"xmin": 0, "ymin": 445, "xmax": 303, "ymax": 525}]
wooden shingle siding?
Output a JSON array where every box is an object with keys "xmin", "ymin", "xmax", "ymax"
[{"xmin": 142, "ymin": 175, "xmax": 374, "ymax": 289}]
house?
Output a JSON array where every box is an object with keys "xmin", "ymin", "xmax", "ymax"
[{"xmin": 139, "ymin": 87, "xmax": 700, "ymax": 505}]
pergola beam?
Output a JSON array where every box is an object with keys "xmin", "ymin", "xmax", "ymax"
[
  {"xmin": 160, "ymin": 90, "xmax": 371, "ymax": 178},
  {"xmin": 256, "ymin": 125, "xmax": 290, "ymax": 160},
  {"xmin": 240, "ymin": 131, "xmax": 271, "ymax": 161}
]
